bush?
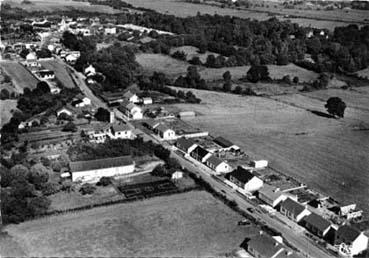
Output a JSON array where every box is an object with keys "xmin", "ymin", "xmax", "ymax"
[
  {"xmin": 79, "ymin": 183, "xmax": 96, "ymax": 195},
  {"xmin": 51, "ymin": 160, "xmax": 62, "ymax": 172},
  {"xmin": 62, "ymin": 122, "xmax": 77, "ymax": 132},
  {"xmin": 293, "ymin": 76, "xmax": 299, "ymax": 84},
  {"xmin": 41, "ymin": 182, "xmax": 61, "ymax": 196},
  {"xmin": 96, "ymin": 176, "xmax": 111, "ymax": 186}
]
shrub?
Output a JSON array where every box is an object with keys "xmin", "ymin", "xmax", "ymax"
[
  {"xmin": 96, "ymin": 176, "xmax": 111, "ymax": 186},
  {"xmin": 41, "ymin": 182, "xmax": 61, "ymax": 196},
  {"xmin": 293, "ymin": 76, "xmax": 299, "ymax": 84},
  {"xmin": 80, "ymin": 183, "xmax": 96, "ymax": 195}
]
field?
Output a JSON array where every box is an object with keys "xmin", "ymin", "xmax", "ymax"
[
  {"xmin": 170, "ymin": 46, "xmax": 220, "ymax": 63},
  {"xmin": 172, "ymin": 88, "xmax": 369, "ymax": 215},
  {"xmin": 0, "ymin": 61, "xmax": 39, "ymax": 92},
  {"xmin": 0, "ymin": 100, "xmax": 18, "ymax": 127},
  {"xmin": 355, "ymin": 67, "xmax": 369, "ymax": 79},
  {"xmin": 4, "ymin": 191, "xmax": 258, "ymax": 257},
  {"xmin": 4, "ymin": 0, "xmax": 122, "ymax": 13},
  {"xmin": 39, "ymin": 60, "xmax": 75, "ymax": 88}
]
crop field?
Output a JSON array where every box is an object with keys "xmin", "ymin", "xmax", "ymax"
[
  {"xmin": 4, "ymin": 191, "xmax": 257, "ymax": 257},
  {"xmin": 172, "ymin": 88, "xmax": 369, "ymax": 215},
  {"xmin": 0, "ymin": 100, "xmax": 18, "ymax": 127},
  {"xmin": 170, "ymin": 46, "xmax": 220, "ymax": 63},
  {"xmin": 39, "ymin": 60, "xmax": 75, "ymax": 88},
  {"xmin": 0, "ymin": 62, "xmax": 39, "ymax": 92},
  {"xmin": 4, "ymin": 0, "xmax": 122, "ymax": 13}
]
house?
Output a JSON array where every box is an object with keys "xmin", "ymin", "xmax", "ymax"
[
  {"xmin": 205, "ymin": 155, "xmax": 230, "ymax": 174},
  {"xmin": 227, "ymin": 166, "xmax": 263, "ymax": 193},
  {"xmin": 56, "ymin": 107, "xmax": 73, "ymax": 117},
  {"xmin": 280, "ymin": 198, "xmax": 311, "ymax": 223},
  {"xmin": 171, "ymin": 171, "xmax": 183, "ymax": 180},
  {"xmin": 155, "ymin": 124, "xmax": 176, "ymax": 140},
  {"xmin": 124, "ymin": 90, "xmax": 140, "ymax": 103},
  {"xmin": 69, "ymin": 156, "xmax": 135, "ymax": 183},
  {"xmin": 49, "ymin": 84, "xmax": 61, "ymax": 95},
  {"xmin": 190, "ymin": 146, "xmax": 212, "ymax": 163},
  {"xmin": 240, "ymin": 233, "xmax": 300, "ymax": 258},
  {"xmin": 335, "ymin": 225, "xmax": 369, "ymax": 257},
  {"xmin": 84, "ymin": 64, "xmax": 96, "ymax": 77},
  {"xmin": 213, "ymin": 136, "xmax": 240, "ymax": 152},
  {"xmin": 101, "ymin": 91, "xmax": 126, "ymax": 105},
  {"xmin": 36, "ymin": 70, "xmax": 55, "ymax": 80},
  {"xmin": 250, "ymin": 160, "xmax": 268, "ymax": 169},
  {"xmin": 26, "ymin": 52, "xmax": 37, "ymax": 60},
  {"xmin": 18, "ymin": 117, "xmax": 41, "ymax": 129},
  {"xmin": 24, "ymin": 60, "xmax": 41, "ymax": 68},
  {"xmin": 110, "ymin": 124, "xmax": 132, "ymax": 139},
  {"xmin": 176, "ymin": 137, "xmax": 197, "ymax": 154},
  {"xmin": 258, "ymin": 184, "xmax": 297, "ymax": 208},
  {"xmin": 85, "ymin": 123, "xmax": 111, "ymax": 143},
  {"xmin": 144, "ymin": 119, "xmax": 161, "ymax": 130},
  {"xmin": 72, "ymin": 94, "xmax": 91, "ymax": 108},
  {"xmin": 65, "ymin": 54, "xmax": 78, "ymax": 64},
  {"xmin": 303, "ymin": 212, "xmax": 332, "ymax": 238},
  {"xmin": 119, "ymin": 101, "xmax": 143, "ymax": 120},
  {"xmin": 104, "ymin": 27, "xmax": 117, "ymax": 35},
  {"xmin": 142, "ymin": 97, "xmax": 153, "ymax": 105}
]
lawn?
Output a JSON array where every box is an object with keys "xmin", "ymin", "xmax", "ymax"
[
  {"xmin": 39, "ymin": 60, "xmax": 75, "ymax": 88},
  {"xmin": 172, "ymin": 88, "xmax": 369, "ymax": 215},
  {"xmin": 0, "ymin": 99, "xmax": 18, "ymax": 127},
  {"xmin": 4, "ymin": 191, "xmax": 257, "ymax": 257},
  {"xmin": 0, "ymin": 61, "xmax": 39, "ymax": 92}
]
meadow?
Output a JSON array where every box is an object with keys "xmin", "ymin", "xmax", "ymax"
[
  {"xmin": 173, "ymin": 88, "xmax": 369, "ymax": 215},
  {"xmin": 0, "ymin": 61, "xmax": 39, "ymax": 92},
  {"xmin": 4, "ymin": 191, "xmax": 258, "ymax": 257},
  {"xmin": 40, "ymin": 60, "xmax": 76, "ymax": 88},
  {"xmin": 0, "ymin": 99, "xmax": 18, "ymax": 127}
]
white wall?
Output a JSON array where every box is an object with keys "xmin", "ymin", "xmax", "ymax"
[
  {"xmin": 351, "ymin": 233, "xmax": 369, "ymax": 256},
  {"xmin": 215, "ymin": 162, "xmax": 230, "ymax": 174},
  {"xmin": 244, "ymin": 177, "xmax": 263, "ymax": 192},
  {"xmin": 72, "ymin": 164, "xmax": 135, "ymax": 183}
]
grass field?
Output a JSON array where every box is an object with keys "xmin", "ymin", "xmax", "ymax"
[
  {"xmin": 39, "ymin": 60, "xmax": 75, "ymax": 88},
  {"xmin": 0, "ymin": 100, "xmax": 18, "ymax": 127},
  {"xmin": 4, "ymin": 0, "xmax": 122, "ymax": 13},
  {"xmin": 173, "ymin": 88, "xmax": 369, "ymax": 215},
  {"xmin": 0, "ymin": 61, "xmax": 39, "ymax": 92},
  {"xmin": 4, "ymin": 191, "xmax": 258, "ymax": 257},
  {"xmin": 170, "ymin": 46, "xmax": 220, "ymax": 63}
]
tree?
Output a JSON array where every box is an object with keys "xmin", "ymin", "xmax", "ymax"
[
  {"xmin": 63, "ymin": 122, "xmax": 77, "ymax": 132},
  {"xmin": 233, "ymin": 86, "xmax": 243, "ymax": 94},
  {"xmin": 246, "ymin": 65, "xmax": 269, "ymax": 83},
  {"xmin": 36, "ymin": 81, "xmax": 50, "ymax": 94},
  {"xmin": 223, "ymin": 81, "xmax": 232, "ymax": 92},
  {"xmin": 293, "ymin": 76, "xmax": 299, "ymax": 84},
  {"xmin": 96, "ymin": 176, "xmax": 111, "ymax": 186},
  {"xmin": 28, "ymin": 163, "xmax": 50, "ymax": 189},
  {"xmin": 0, "ymin": 89, "xmax": 10, "ymax": 100},
  {"xmin": 223, "ymin": 71, "xmax": 232, "ymax": 82},
  {"xmin": 189, "ymin": 56, "xmax": 202, "ymax": 65},
  {"xmin": 94, "ymin": 107, "xmax": 110, "ymax": 122},
  {"xmin": 325, "ymin": 97, "xmax": 346, "ymax": 118},
  {"xmin": 28, "ymin": 196, "xmax": 51, "ymax": 216},
  {"xmin": 41, "ymin": 182, "xmax": 61, "ymax": 196},
  {"xmin": 171, "ymin": 50, "xmax": 187, "ymax": 61},
  {"xmin": 80, "ymin": 183, "xmax": 96, "ymax": 195},
  {"xmin": 151, "ymin": 164, "xmax": 167, "ymax": 177},
  {"xmin": 36, "ymin": 48, "xmax": 52, "ymax": 59}
]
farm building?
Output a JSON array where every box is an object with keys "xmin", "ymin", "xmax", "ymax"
[
  {"xmin": 226, "ymin": 166, "xmax": 263, "ymax": 193},
  {"xmin": 18, "ymin": 117, "xmax": 41, "ymax": 130},
  {"xmin": 65, "ymin": 54, "xmax": 78, "ymax": 64},
  {"xmin": 56, "ymin": 107, "xmax": 73, "ymax": 117},
  {"xmin": 205, "ymin": 155, "xmax": 230, "ymax": 174},
  {"xmin": 119, "ymin": 101, "xmax": 143, "ymax": 120},
  {"xmin": 335, "ymin": 225, "xmax": 369, "ymax": 257},
  {"xmin": 23, "ymin": 60, "xmax": 41, "ymax": 68},
  {"xmin": 302, "ymin": 212, "xmax": 332, "ymax": 238},
  {"xmin": 155, "ymin": 124, "xmax": 176, "ymax": 140},
  {"xmin": 69, "ymin": 156, "xmax": 135, "ymax": 183},
  {"xmin": 142, "ymin": 97, "xmax": 153, "ymax": 105},
  {"xmin": 178, "ymin": 111, "xmax": 196, "ymax": 118},
  {"xmin": 258, "ymin": 184, "xmax": 297, "ymax": 208},
  {"xmin": 110, "ymin": 124, "xmax": 132, "ymax": 140},
  {"xmin": 279, "ymin": 198, "xmax": 311, "ymax": 223},
  {"xmin": 124, "ymin": 90, "xmax": 140, "ymax": 103},
  {"xmin": 190, "ymin": 146, "xmax": 212, "ymax": 163},
  {"xmin": 176, "ymin": 137, "xmax": 197, "ymax": 154},
  {"xmin": 213, "ymin": 136, "xmax": 240, "ymax": 152}
]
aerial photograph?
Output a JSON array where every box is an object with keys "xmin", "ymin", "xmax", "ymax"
[{"xmin": 0, "ymin": 0, "xmax": 368, "ymax": 257}]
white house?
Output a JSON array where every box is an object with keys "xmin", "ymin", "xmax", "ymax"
[
  {"xmin": 213, "ymin": 136, "xmax": 240, "ymax": 152},
  {"xmin": 124, "ymin": 90, "xmax": 140, "ymax": 103},
  {"xmin": 70, "ymin": 156, "xmax": 135, "ymax": 183},
  {"xmin": 142, "ymin": 97, "xmax": 153, "ymax": 105},
  {"xmin": 56, "ymin": 107, "xmax": 73, "ymax": 117},
  {"xmin": 110, "ymin": 124, "xmax": 132, "ymax": 140},
  {"xmin": 65, "ymin": 54, "xmax": 78, "ymax": 63},
  {"xmin": 250, "ymin": 160, "xmax": 268, "ymax": 169},
  {"xmin": 84, "ymin": 64, "xmax": 96, "ymax": 77},
  {"xmin": 26, "ymin": 52, "xmax": 37, "ymax": 61},
  {"xmin": 72, "ymin": 94, "xmax": 91, "ymax": 108},
  {"xmin": 176, "ymin": 137, "xmax": 198, "ymax": 154},
  {"xmin": 104, "ymin": 27, "xmax": 117, "ymax": 35},
  {"xmin": 205, "ymin": 155, "xmax": 230, "ymax": 174},
  {"xmin": 279, "ymin": 198, "xmax": 311, "ymax": 223},
  {"xmin": 155, "ymin": 124, "xmax": 176, "ymax": 140},
  {"xmin": 335, "ymin": 225, "xmax": 369, "ymax": 257},
  {"xmin": 85, "ymin": 123, "xmax": 111, "ymax": 143},
  {"xmin": 227, "ymin": 166, "xmax": 263, "ymax": 193},
  {"xmin": 258, "ymin": 184, "xmax": 297, "ymax": 208},
  {"xmin": 171, "ymin": 171, "xmax": 183, "ymax": 180},
  {"xmin": 119, "ymin": 101, "xmax": 143, "ymax": 120}
]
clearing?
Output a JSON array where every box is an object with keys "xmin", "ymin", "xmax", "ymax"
[
  {"xmin": 0, "ymin": 61, "xmax": 39, "ymax": 92},
  {"xmin": 4, "ymin": 191, "xmax": 257, "ymax": 257},
  {"xmin": 172, "ymin": 88, "xmax": 369, "ymax": 215},
  {"xmin": 39, "ymin": 60, "xmax": 75, "ymax": 88},
  {"xmin": 0, "ymin": 100, "xmax": 18, "ymax": 127}
]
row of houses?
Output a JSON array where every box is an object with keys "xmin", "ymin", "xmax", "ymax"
[{"xmin": 82, "ymin": 123, "xmax": 133, "ymax": 143}]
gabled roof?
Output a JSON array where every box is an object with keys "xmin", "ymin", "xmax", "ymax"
[
  {"xmin": 145, "ymin": 119, "xmax": 161, "ymax": 129},
  {"xmin": 111, "ymin": 123, "xmax": 130, "ymax": 132},
  {"xmin": 70, "ymin": 156, "xmax": 133, "ymax": 173},
  {"xmin": 156, "ymin": 124, "xmax": 173, "ymax": 133},
  {"xmin": 214, "ymin": 136, "xmax": 235, "ymax": 148},
  {"xmin": 176, "ymin": 137, "xmax": 196, "ymax": 150},
  {"xmin": 336, "ymin": 225, "xmax": 361, "ymax": 244},
  {"xmin": 243, "ymin": 234, "xmax": 284, "ymax": 258},
  {"xmin": 228, "ymin": 166, "xmax": 254, "ymax": 184},
  {"xmin": 259, "ymin": 184, "xmax": 284, "ymax": 201},
  {"xmin": 206, "ymin": 155, "xmax": 225, "ymax": 167},
  {"xmin": 123, "ymin": 90, "xmax": 136, "ymax": 99},
  {"xmin": 280, "ymin": 198, "xmax": 306, "ymax": 216},
  {"xmin": 191, "ymin": 146, "xmax": 209, "ymax": 159},
  {"xmin": 303, "ymin": 212, "xmax": 331, "ymax": 232}
]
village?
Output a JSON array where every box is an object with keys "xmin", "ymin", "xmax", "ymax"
[{"xmin": 1, "ymin": 2, "xmax": 369, "ymax": 258}]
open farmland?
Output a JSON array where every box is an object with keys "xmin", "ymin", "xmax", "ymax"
[
  {"xmin": 0, "ymin": 100, "xmax": 18, "ymax": 127},
  {"xmin": 39, "ymin": 60, "xmax": 75, "ymax": 88},
  {"xmin": 173, "ymin": 88, "xmax": 369, "ymax": 215},
  {"xmin": 4, "ymin": 191, "xmax": 256, "ymax": 257},
  {"xmin": 0, "ymin": 61, "xmax": 39, "ymax": 92}
]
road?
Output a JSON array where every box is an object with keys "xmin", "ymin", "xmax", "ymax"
[{"xmin": 64, "ymin": 58, "xmax": 336, "ymax": 258}]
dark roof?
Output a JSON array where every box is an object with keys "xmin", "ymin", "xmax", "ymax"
[
  {"xmin": 70, "ymin": 156, "xmax": 133, "ymax": 173},
  {"xmin": 101, "ymin": 91, "xmax": 125, "ymax": 101},
  {"xmin": 111, "ymin": 123, "xmax": 130, "ymax": 132},
  {"xmin": 191, "ymin": 146, "xmax": 209, "ymax": 159},
  {"xmin": 245, "ymin": 234, "xmax": 284, "ymax": 258},
  {"xmin": 228, "ymin": 166, "xmax": 254, "ymax": 184},
  {"xmin": 214, "ymin": 136, "xmax": 234, "ymax": 148},
  {"xmin": 206, "ymin": 155, "xmax": 224, "ymax": 167},
  {"xmin": 176, "ymin": 137, "xmax": 196, "ymax": 150},
  {"xmin": 156, "ymin": 124, "xmax": 172, "ymax": 133},
  {"xmin": 303, "ymin": 213, "xmax": 331, "ymax": 232},
  {"xmin": 38, "ymin": 70, "xmax": 54, "ymax": 76},
  {"xmin": 280, "ymin": 198, "xmax": 306, "ymax": 215},
  {"xmin": 336, "ymin": 225, "xmax": 361, "ymax": 244}
]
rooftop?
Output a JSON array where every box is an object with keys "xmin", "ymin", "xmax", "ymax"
[
  {"xmin": 241, "ymin": 234, "xmax": 284, "ymax": 258},
  {"xmin": 191, "ymin": 146, "xmax": 209, "ymax": 159},
  {"xmin": 214, "ymin": 136, "xmax": 235, "ymax": 148},
  {"xmin": 69, "ymin": 156, "xmax": 133, "ymax": 173},
  {"xmin": 336, "ymin": 225, "xmax": 361, "ymax": 244},
  {"xmin": 111, "ymin": 123, "xmax": 131, "ymax": 132},
  {"xmin": 206, "ymin": 155, "xmax": 224, "ymax": 167},
  {"xmin": 228, "ymin": 166, "xmax": 255, "ymax": 184},
  {"xmin": 280, "ymin": 198, "xmax": 306, "ymax": 215},
  {"xmin": 303, "ymin": 212, "xmax": 331, "ymax": 232},
  {"xmin": 176, "ymin": 137, "xmax": 196, "ymax": 150}
]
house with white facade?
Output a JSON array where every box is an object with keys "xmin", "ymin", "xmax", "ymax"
[
  {"xmin": 119, "ymin": 101, "xmax": 143, "ymax": 120},
  {"xmin": 280, "ymin": 198, "xmax": 311, "ymax": 223},
  {"xmin": 258, "ymin": 184, "xmax": 297, "ymax": 208},
  {"xmin": 85, "ymin": 123, "xmax": 112, "ymax": 143},
  {"xmin": 205, "ymin": 155, "xmax": 230, "ymax": 174},
  {"xmin": 213, "ymin": 136, "xmax": 240, "ymax": 152},
  {"xmin": 70, "ymin": 156, "xmax": 135, "ymax": 183},
  {"xmin": 335, "ymin": 225, "xmax": 369, "ymax": 257},
  {"xmin": 226, "ymin": 166, "xmax": 263, "ymax": 193},
  {"xmin": 142, "ymin": 97, "xmax": 153, "ymax": 105},
  {"xmin": 176, "ymin": 137, "xmax": 198, "ymax": 154},
  {"xmin": 155, "ymin": 124, "xmax": 176, "ymax": 140},
  {"xmin": 110, "ymin": 124, "xmax": 132, "ymax": 140},
  {"xmin": 56, "ymin": 107, "xmax": 73, "ymax": 117},
  {"xmin": 124, "ymin": 90, "xmax": 140, "ymax": 103},
  {"xmin": 190, "ymin": 146, "xmax": 212, "ymax": 163},
  {"xmin": 26, "ymin": 52, "xmax": 37, "ymax": 61},
  {"xmin": 72, "ymin": 94, "xmax": 91, "ymax": 108},
  {"xmin": 84, "ymin": 64, "xmax": 96, "ymax": 77},
  {"xmin": 104, "ymin": 27, "xmax": 117, "ymax": 35}
]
